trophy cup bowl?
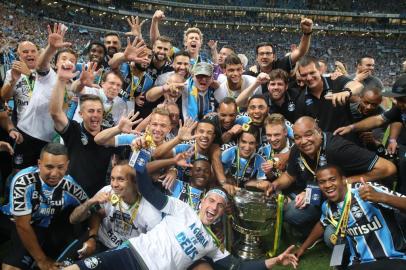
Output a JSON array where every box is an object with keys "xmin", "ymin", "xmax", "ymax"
[{"xmin": 232, "ymin": 187, "xmax": 277, "ymax": 260}]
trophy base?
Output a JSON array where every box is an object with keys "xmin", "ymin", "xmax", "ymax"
[{"xmin": 234, "ymin": 234, "xmax": 265, "ymax": 260}]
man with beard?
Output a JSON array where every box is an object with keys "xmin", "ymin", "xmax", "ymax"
[
  {"xmin": 245, "ymin": 18, "xmax": 313, "ymax": 93},
  {"xmin": 152, "ymin": 50, "xmax": 190, "ymax": 87},
  {"xmin": 214, "ymin": 54, "xmax": 266, "ymax": 110},
  {"xmin": 267, "ymin": 116, "xmax": 396, "ymax": 237},
  {"xmin": 1, "ymin": 41, "xmax": 39, "ymax": 124},
  {"xmin": 104, "ymin": 33, "xmax": 121, "ymax": 61},
  {"xmin": 349, "ymin": 55, "xmax": 384, "ymax": 91},
  {"xmin": 264, "ymin": 69, "xmax": 299, "ymax": 123},
  {"xmin": 147, "ymin": 36, "xmax": 173, "ymax": 81}
]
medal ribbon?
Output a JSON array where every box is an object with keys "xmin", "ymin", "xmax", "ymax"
[
  {"xmin": 117, "ymin": 195, "xmax": 141, "ymax": 231},
  {"xmin": 300, "ymin": 147, "xmax": 321, "ymax": 179},
  {"xmin": 204, "ymin": 225, "xmax": 224, "ymax": 252},
  {"xmin": 235, "ymin": 147, "xmax": 253, "ymax": 186},
  {"xmin": 24, "ymin": 75, "xmax": 35, "ymax": 99},
  {"xmin": 130, "ymin": 71, "xmax": 145, "ymax": 98},
  {"xmin": 267, "ymin": 194, "xmax": 284, "ymax": 257},
  {"xmin": 328, "ymin": 183, "xmax": 352, "ymax": 243}
]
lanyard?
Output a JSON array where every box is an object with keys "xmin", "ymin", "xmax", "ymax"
[
  {"xmin": 103, "ymin": 101, "xmax": 114, "ymax": 118},
  {"xmin": 187, "ymin": 184, "xmax": 205, "ymax": 210},
  {"xmin": 300, "ymin": 147, "xmax": 321, "ymax": 180},
  {"xmin": 235, "ymin": 148, "xmax": 253, "ymax": 186},
  {"xmin": 130, "ymin": 71, "xmax": 145, "ymax": 98},
  {"xmin": 203, "ymin": 225, "xmax": 224, "ymax": 252},
  {"xmin": 327, "ymin": 183, "xmax": 352, "ymax": 245},
  {"xmin": 117, "ymin": 196, "xmax": 141, "ymax": 231},
  {"xmin": 23, "ymin": 75, "xmax": 35, "ymax": 98}
]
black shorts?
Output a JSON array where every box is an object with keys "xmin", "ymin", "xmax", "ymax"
[
  {"xmin": 3, "ymin": 224, "xmax": 47, "ymax": 269},
  {"xmin": 76, "ymin": 246, "xmax": 146, "ymax": 270},
  {"xmin": 13, "ymin": 129, "xmax": 48, "ymax": 169}
]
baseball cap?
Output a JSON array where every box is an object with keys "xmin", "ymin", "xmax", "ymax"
[
  {"xmin": 193, "ymin": 62, "xmax": 213, "ymax": 76},
  {"xmin": 382, "ymin": 75, "xmax": 406, "ymax": 97}
]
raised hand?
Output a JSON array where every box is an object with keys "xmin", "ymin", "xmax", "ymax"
[
  {"xmin": 174, "ymin": 152, "xmax": 194, "ymax": 168},
  {"xmin": 124, "ymin": 37, "xmax": 148, "ymax": 64},
  {"xmin": 11, "ymin": 61, "xmax": 31, "ymax": 82},
  {"xmin": 325, "ymin": 90, "xmax": 351, "ymax": 107},
  {"xmin": 47, "ymin": 23, "xmax": 72, "ymax": 49},
  {"xmin": 207, "ymin": 40, "xmax": 218, "ymax": 50},
  {"xmin": 79, "ymin": 62, "xmax": 99, "ymax": 88},
  {"xmin": 152, "ymin": 10, "xmax": 165, "ymax": 22},
  {"xmin": 359, "ymin": 178, "xmax": 382, "ymax": 203},
  {"xmin": 256, "ymin": 72, "xmax": 270, "ymax": 85},
  {"xmin": 117, "ymin": 111, "xmax": 143, "ymax": 134},
  {"xmin": 126, "ymin": 16, "xmax": 147, "ymax": 38},
  {"xmin": 56, "ymin": 59, "xmax": 77, "ymax": 82},
  {"xmin": 176, "ymin": 118, "xmax": 198, "ymax": 141},
  {"xmin": 300, "ymin": 18, "xmax": 313, "ymax": 34}
]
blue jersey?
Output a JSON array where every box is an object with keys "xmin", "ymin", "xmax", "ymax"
[
  {"xmin": 221, "ymin": 146, "xmax": 266, "ymax": 187},
  {"xmin": 169, "ymin": 180, "xmax": 204, "ymax": 212},
  {"xmin": 173, "ymin": 142, "xmax": 208, "ymax": 183},
  {"xmin": 2, "ymin": 166, "xmax": 88, "ymax": 227},
  {"xmin": 321, "ymin": 183, "xmax": 406, "ymax": 265},
  {"xmin": 119, "ymin": 65, "xmax": 155, "ymax": 102}
]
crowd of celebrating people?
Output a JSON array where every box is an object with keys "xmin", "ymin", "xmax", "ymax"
[{"xmin": 1, "ymin": 2, "xmax": 406, "ymax": 270}]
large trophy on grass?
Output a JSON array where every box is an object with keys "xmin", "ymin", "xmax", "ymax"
[{"xmin": 231, "ymin": 188, "xmax": 283, "ymax": 260}]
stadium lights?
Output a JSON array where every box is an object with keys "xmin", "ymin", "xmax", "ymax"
[{"xmin": 236, "ymin": 25, "xmax": 240, "ymax": 29}]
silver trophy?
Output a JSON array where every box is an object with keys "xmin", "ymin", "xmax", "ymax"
[{"xmin": 232, "ymin": 188, "xmax": 277, "ymax": 259}]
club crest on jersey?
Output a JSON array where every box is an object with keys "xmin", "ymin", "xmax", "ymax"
[{"xmin": 84, "ymin": 257, "xmax": 101, "ymax": 269}]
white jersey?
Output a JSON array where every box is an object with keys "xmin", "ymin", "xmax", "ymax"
[
  {"xmin": 129, "ymin": 197, "xmax": 229, "ymax": 270},
  {"xmin": 17, "ymin": 69, "xmax": 57, "ymax": 142},
  {"xmin": 73, "ymin": 87, "xmax": 127, "ymax": 128},
  {"xmin": 97, "ymin": 185, "xmax": 162, "ymax": 249},
  {"xmin": 213, "ymin": 74, "xmax": 261, "ymax": 103},
  {"xmin": 5, "ymin": 70, "xmax": 35, "ymax": 122}
]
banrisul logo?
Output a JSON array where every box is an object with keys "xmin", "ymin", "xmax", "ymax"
[{"xmin": 347, "ymin": 215, "xmax": 383, "ymax": 236}]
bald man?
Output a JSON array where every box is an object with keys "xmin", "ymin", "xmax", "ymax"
[
  {"xmin": 1, "ymin": 41, "xmax": 38, "ymax": 122},
  {"xmin": 267, "ymin": 116, "xmax": 396, "ymax": 236}
]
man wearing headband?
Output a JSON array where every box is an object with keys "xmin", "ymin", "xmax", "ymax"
[{"xmin": 65, "ymin": 160, "xmax": 298, "ymax": 270}]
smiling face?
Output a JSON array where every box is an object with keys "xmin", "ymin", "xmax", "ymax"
[
  {"xmin": 195, "ymin": 122, "xmax": 215, "ymax": 151},
  {"xmin": 199, "ymin": 193, "xmax": 226, "ymax": 225},
  {"xmin": 238, "ymin": 132, "xmax": 257, "ymax": 159},
  {"xmin": 89, "ymin": 44, "xmax": 105, "ymax": 64},
  {"xmin": 293, "ymin": 118, "xmax": 322, "ymax": 158},
  {"xmin": 218, "ymin": 102, "xmax": 237, "ymax": 130},
  {"xmin": 268, "ymin": 79, "xmax": 288, "ymax": 102},
  {"xmin": 104, "ymin": 35, "xmax": 121, "ymax": 57},
  {"xmin": 149, "ymin": 113, "xmax": 171, "ymax": 144},
  {"xmin": 153, "ymin": 40, "xmax": 171, "ymax": 62},
  {"xmin": 101, "ymin": 73, "xmax": 123, "ymax": 101},
  {"xmin": 172, "ymin": 55, "xmax": 190, "ymax": 78},
  {"xmin": 56, "ymin": 51, "xmax": 77, "ymax": 71},
  {"xmin": 265, "ymin": 123, "xmax": 288, "ymax": 151},
  {"xmin": 191, "ymin": 160, "xmax": 211, "ymax": 190},
  {"xmin": 298, "ymin": 62, "xmax": 322, "ymax": 89},
  {"xmin": 316, "ymin": 167, "xmax": 347, "ymax": 203},
  {"xmin": 17, "ymin": 41, "xmax": 38, "ymax": 69},
  {"xmin": 110, "ymin": 165, "xmax": 137, "ymax": 200},
  {"xmin": 38, "ymin": 152, "xmax": 69, "ymax": 186},
  {"xmin": 225, "ymin": 63, "xmax": 243, "ymax": 84},
  {"xmin": 247, "ymin": 98, "xmax": 268, "ymax": 125}
]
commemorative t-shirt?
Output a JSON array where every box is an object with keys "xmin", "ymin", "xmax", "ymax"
[
  {"xmin": 97, "ymin": 185, "xmax": 162, "ymax": 249},
  {"xmin": 129, "ymin": 196, "xmax": 229, "ymax": 270},
  {"xmin": 213, "ymin": 75, "xmax": 261, "ymax": 104}
]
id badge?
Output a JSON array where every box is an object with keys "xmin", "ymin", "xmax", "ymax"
[
  {"xmin": 129, "ymin": 149, "xmax": 150, "ymax": 172},
  {"xmin": 329, "ymin": 244, "xmax": 346, "ymax": 267},
  {"xmin": 305, "ymin": 185, "xmax": 322, "ymax": 206}
]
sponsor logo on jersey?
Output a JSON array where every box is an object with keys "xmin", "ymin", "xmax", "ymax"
[{"xmin": 346, "ymin": 215, "xmax": 383, "ymax": 237}]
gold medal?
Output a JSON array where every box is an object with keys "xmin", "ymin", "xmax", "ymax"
[
  {"xmin": 242, "ymin": 123, "xmax": 250, "ymax": 131},
  {"xmin": 267, "ymin": 160, "xmax": 274, "ymax": 167},
  {"xmin": 110, "ymin": 194, "xmax": 120, "ymax": 205},
  {"xmin": 330, "ymin": 234, "xmax": 337, "ymax": 245}
]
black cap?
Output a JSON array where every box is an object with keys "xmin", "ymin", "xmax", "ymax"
[{"xmin": 382, "ymin": 75, "xmax": 406, "ymax": 97}]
